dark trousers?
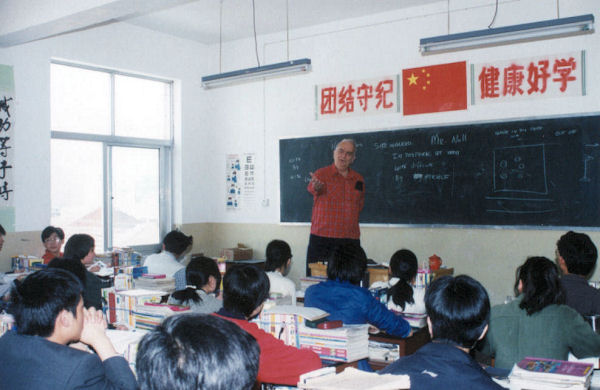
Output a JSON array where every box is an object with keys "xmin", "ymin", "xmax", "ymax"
[{"xmin": 306, "ymin": 234, "xmax": 360, "ymax": 276}]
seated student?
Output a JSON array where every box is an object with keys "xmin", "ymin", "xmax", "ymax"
[
  {"xmin": 556, "ymin": 231, "xmax": 600, "ymax": 316},
  {"xmin": 168, "ymin": 256, "xmax": 223, "ymax": 314},
  {"xmin": 64, "ymin": 234, "xmax": 103, "ymax": 310},
  {"xmin": 265, "ymin": 239, "xmax": 297, "ymax": 305},
  {"xmin": 41, "ymin": 225, "xmax": 65, "ymax": 264},
  {"xmin": 48, "ymin": 257, "xmax": 87, "ymax": 287},
  {"xmin": 373, "ymin": 249, "xmax": 426, "ymax": 316},
  {"xmin": 214, "ymin": 265, "xmax": 321, "ymax": 386},
  {"xmin": 0, "ymin": 268, "xmax": 137, "ymax": 390},
  {"xmin": 304, "ymin": 244, "xmax": 412, "ymax": 338},
  {"xmin": 480, "ymin": 256, "xmax": 600, "ymax": 370},
  {"xmin": 144, "ymin": 230, "xmax": 193, "ymax": 278},
  {"xmin": 380, "ymin": 275, "xmax": 503, "ymax": 390},
  {"xmin": 136, "ymin": 313, "xmax": 259, "ymax": 390}
]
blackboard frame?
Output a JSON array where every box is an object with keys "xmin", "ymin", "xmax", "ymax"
[{"xmin": 279, "ymin": 113, "xmax": 600, "ymax": 231}]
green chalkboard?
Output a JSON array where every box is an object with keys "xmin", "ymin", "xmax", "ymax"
[{"xmin": 279, "ymin": 114, "xmax": 600, "ymax": 228}]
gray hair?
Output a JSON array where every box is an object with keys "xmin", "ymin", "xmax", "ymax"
[{"xmin": 335, "ymin": 139, "xmax": 357, "ymax": 155}]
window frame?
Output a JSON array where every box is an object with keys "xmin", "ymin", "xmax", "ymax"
[{"xmin": 50, "ymin": 60, "xmax": 174, "ymax": 254}]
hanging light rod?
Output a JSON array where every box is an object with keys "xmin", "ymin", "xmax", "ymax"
[
  {"xmin": 420, "ymin": 14, "xmax": 594, "ymax": 55},
  {"xmin": 202, "ymin": 58, "xmax": 311, "ymax": 89}
]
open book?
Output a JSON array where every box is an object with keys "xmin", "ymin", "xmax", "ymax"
[{"xmin": 298, "ymin": 367, "xmax": 410, "ymax": 390}]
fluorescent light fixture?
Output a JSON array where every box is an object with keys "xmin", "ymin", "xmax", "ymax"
[
  {"xmin": 420, "ymin": 14, "xmax": 594, "ymax": 55},
  {"xmin": 202, "ymin": 58, "xmax": 311, "ymax": 88}
]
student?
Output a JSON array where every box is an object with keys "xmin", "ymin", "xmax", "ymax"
[
  {"xmin": 41, "ymin": 225, "xmax": 65, "ymax": 264},
  {"xmin": 556, "ymin": 231, "xmax": 600, "ymax": 316},
  {"xmin": 64, "ymin": 234, "xmax": 103, "ymax": 310},
  {"xmin": 0, "ymin": 268, "xmax": 137, "ymax": 390},
  {"xmin": 136, "ymin": 313, "xmax": 259, "ymax": 390},
  {"xmin": 304, "ymin": 244, "xmax": 412, "ymax": 338},
  {"xmin": 48, "ymin": 257, "xmax": 87, "ymax": 287},
  {"xmin": 380, "ymin": 275, "xmax": 503, "ymax": 390},
  {"xmin": 214, "ymin": 265, "xmax": 321, "ymax": 386},
  {"xmin": 144, "ymin": 230, "xmax": 193, "ymax": 278},
  {"xmin": 480, "ymin": 256, "xmax": 600, "ymax": 370},
  {"xmin": 168, "ymin": 256, "xmax": 222, "ymax": 314},
  {"xmin": 373, "ymin": 249, "xmax": 426, "ymax": 315},
  {"xmin": 265, "ymin": 239, "xmax": 296, "ymax": 305}
]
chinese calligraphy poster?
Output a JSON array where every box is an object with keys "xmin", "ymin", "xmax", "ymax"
[{"xmin": 0, "ymin": 65, "xmax": 14, "ymax": 231}]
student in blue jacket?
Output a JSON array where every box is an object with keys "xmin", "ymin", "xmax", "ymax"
[{"xmin": 304, "ymin": 244, "xmax": 412, "ymax": 338}]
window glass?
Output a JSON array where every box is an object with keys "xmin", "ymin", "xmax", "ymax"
[
  {"xmin": 115, "ymin": 75, "xmax": 171, "ymax": 140},
  {"xmin": 50, "ymin": 64, "xmax": 111, "ymax": 134},
  {"xmin": 111, "ymin": 146, "xmax": 160, "ymax": 247},
  {"xmin": 51, "ymin": 139, "xmax": 105, "ymax": 249}
]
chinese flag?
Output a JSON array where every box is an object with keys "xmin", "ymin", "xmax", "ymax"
[{"xmin": 402, "ymin": 61, "xmax": 467, "ymax": 115}]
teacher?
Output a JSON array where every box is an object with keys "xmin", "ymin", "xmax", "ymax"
[{"xmin": 306, "ymin": 139, "xmax": 365, "ymax": 275}]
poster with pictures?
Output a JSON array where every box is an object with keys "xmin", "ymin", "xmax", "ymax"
[{"xmin": 226, "ymin": 153, "xmax": 256, "ymax": 210}]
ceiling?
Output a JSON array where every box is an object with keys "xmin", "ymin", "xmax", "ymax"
[{"xmin": 126, "ymin": 0, "xmax": 443, "ymax": 45}]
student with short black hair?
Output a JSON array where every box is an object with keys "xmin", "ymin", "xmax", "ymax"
[
  {"xmin": 168, "ymin": 256, "xmax": 222, "ymax": 314},
  {"xmin": 265, "ymin": 239, "xmax": 296, "ymax": 304},
  {"xmin": 144, "ymin": 230, "xmax": 193, "ymax": 278},
  {"xmin": 214, "ymin": 265, "xmax": 321, "ymax": 386},
  {"xmin": 0, "ymin": 268, "xmax": 137, "ymax": 390},
  {"xmin": 41, "ymin": 225, "xmax": 65, "ymax": 264},
  {"xmin": 556, "ymin": 231, "xmax": 600, "ymax": 316},
  {"xmin": 48, "ymin": 256, "xmax": 87, "ymax": 286},
  {"xmin": 64, "ymin": 234, "xmax": 103, "ymax": 310},
  {"xmin": 381, "ymin": 275, "xmax": 502, "ymax": 389},
  {"xmin": 304, "ymin": 244, "xmax": 412, "ymax": 338},
  {"xmin": 481, "ymin": 256, "xmax": 600, "ymax": 370},
  {"xmin": 136, "ymin": 313, "xmax": 259, "ymax": 390}
]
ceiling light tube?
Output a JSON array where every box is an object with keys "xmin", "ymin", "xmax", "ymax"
[
  {"xmin": 420, "ymin": 14, "xmax": 594, "ymax": 55},
  {"xmin": 202, "ymin": 58, "xmax": 311, "ymax": 88}
]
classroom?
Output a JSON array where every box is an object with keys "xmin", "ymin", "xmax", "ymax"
[{"xmin": 0, "ymin": 0, "xmax": 599, "ymax": 308}]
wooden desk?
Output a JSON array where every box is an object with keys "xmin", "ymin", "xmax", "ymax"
[{"xmin": 368, "ymin": 327, "xmax": 431, "ymax": 370}]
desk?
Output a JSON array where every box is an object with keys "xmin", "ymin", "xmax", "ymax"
[{"xmin": 368, "ymin": 327, "xmax": 431, "ymax": 370}]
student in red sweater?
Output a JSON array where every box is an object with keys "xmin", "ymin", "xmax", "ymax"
[{"xmin": 214, "ymin": 265, "xmax": 322, "ymax": 386}]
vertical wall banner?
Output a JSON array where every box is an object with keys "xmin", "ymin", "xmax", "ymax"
[
  {"xmin": 472, "ymin": 51, "xmax": 584, "ymax": 105},
  {"xmin": 225, "ymin": 153, "xmax": 256, "ymax": 210},
  {"xmin": 316, "ymin": 75, "xmax": 400, "ymax": 119},
  {"xmin": 0, "ymin": 65, "xmax": 15, "ymax": 231},
  {"xmin": 402, "ymin": 61, "xmax": 467, "ymax": 116}
]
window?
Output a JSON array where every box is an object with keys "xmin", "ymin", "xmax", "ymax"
[{"xmin": 50, "ymin": 61, "xmax": 172, "ymax": 252}]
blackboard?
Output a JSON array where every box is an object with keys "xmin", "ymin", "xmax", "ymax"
[{"xmin": 279, "ymin": 114, "xmax": 600, "ymax": 228}]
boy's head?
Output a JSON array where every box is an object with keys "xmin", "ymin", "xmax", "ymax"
[
  {"xmin": 162, "ymin": 230, "xmax": 193, "ymax": 258},
  {"xmin": 64, "ymin": 234, "xmax": 95, "ymax": 264},
  {"xmin": 41, "ymin": 226, "xmax": 65, "ymax": 254},
  {"xmin": 265, "ymin": 239, "xmax": 292, "ymax": 273},
  {"xmin": 136, "ymin": 313, "xmax": 259, "ymax": 390},
  {"xmin": 425, "ymin": 275, "xmax": 490, "ymax": 350},
  {"xmin": 556, "ymin": 231, "xmax": 597, "ymax": 277},
  {"xmin": 223, "ymin": 265, "xmax": 270, "ymax": 319},
  {"xmin": 47, "ymin": 257, "xmax": 87, "ymax": 286},
  {"xmin": 326, "ymin": 244, "xmax": 367, "ymax": 285},
  {"xmin": 9, "ymin": 268, "xmax": 84, "ymax": 341}
]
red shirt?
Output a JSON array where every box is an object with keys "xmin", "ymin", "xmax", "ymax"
[
  {"xmin": 307, "ymin": 164, "xmax": 364, "ymax": 239},
  {"xmin": 42, "ymin": 250, "xmax": 63, "ymax": 265},
  {"xmin": 213, "ymin": 313, "xmax": 322, "ymax": 386}
]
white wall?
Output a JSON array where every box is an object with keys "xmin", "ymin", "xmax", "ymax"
[{"xmin": 188, "ymin": 0, "xmax": 600, "ymax": 304}]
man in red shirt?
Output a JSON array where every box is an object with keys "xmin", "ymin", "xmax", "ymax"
[{"xmin": 306, "ymin": 139, "xmax": 364, "ymax": 275}]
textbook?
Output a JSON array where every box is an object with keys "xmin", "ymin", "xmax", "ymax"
[
  {"xmin": 257, "ymin": 305, "xmax": 329, "ymax": 347},
  {"xmin": 509, "ymin": 357, "xmax": 593, "ymax": 390},
  {"xmin": 297, "ymin": 367, "xmax": 410, "ymax": 390},
  {"xmin": 298, "ymin": 324, "xmax": 370, "ymax": 362}
]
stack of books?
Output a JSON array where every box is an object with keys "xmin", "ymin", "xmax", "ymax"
[
  {"xmin": 368, "ymin": 340, "xmax": 400, "ymax": 363},
  {"xmin": 257, "ymin": 305, "xmax": 329, "ymax": 347},
  {"xmin": 298, "ymin": 324, "xmax": 370, "ymax": 362},
  {"xmin": 509, "ymin": 357, "xmax": 594, "ymax": 390},
  {"xmin": 399, "ymin": 312, "xmax": 427, "ymax": 328},
  {"xmin": 106, "ymin": 328, "xmax": 148, "ymax": 372},
  {"xmin": 132, "ymin": 302, "xmax": 189, "ymax": 330},
  {"xmin": 134, "ymin": 275, "xmax": 175, "ymax": 292},
  {"xmin": 105, "ymin": 289, "xmax": 168, "ymax": 327}
]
